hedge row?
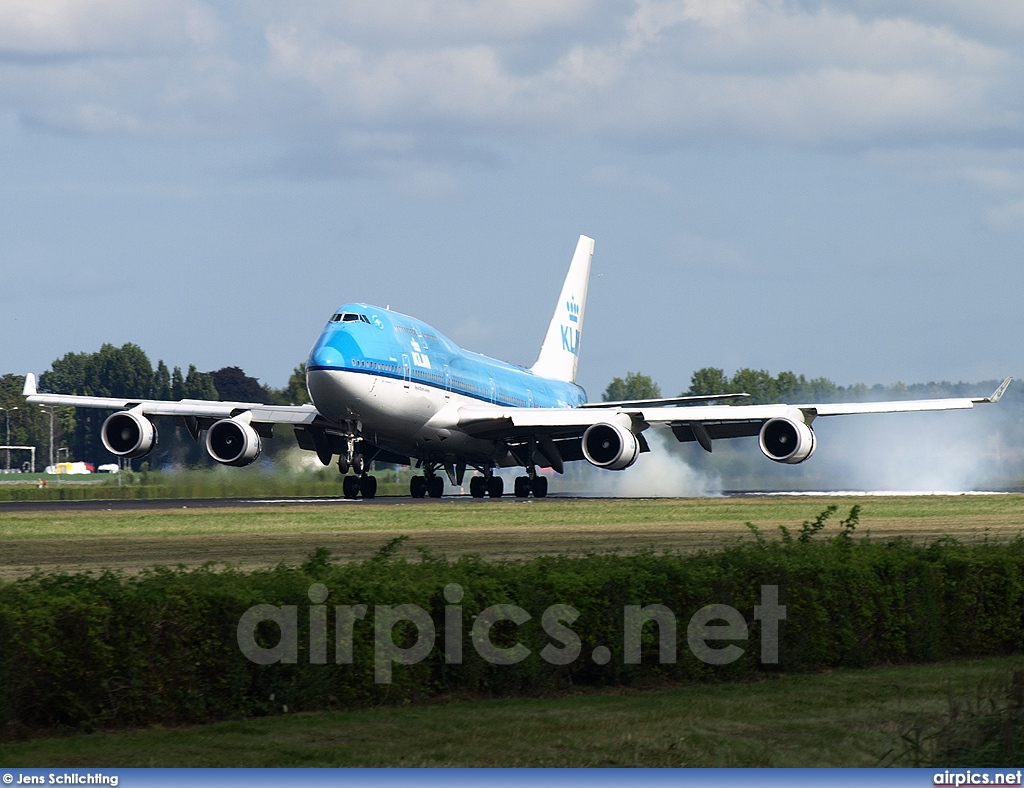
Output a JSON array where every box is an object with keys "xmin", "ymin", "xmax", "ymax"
[{"xmin": 1, "ymin": 518, "xmax": 1023, "ymax": 737}]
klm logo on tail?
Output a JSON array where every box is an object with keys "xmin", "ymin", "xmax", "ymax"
[{"xmin": 561, "ymin": 296, "xmax": 580, "ymax": 354}]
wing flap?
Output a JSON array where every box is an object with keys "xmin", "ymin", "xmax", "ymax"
[{"xmin": 671, "ymin": 420, "xmax": 763, "ymax": 443}]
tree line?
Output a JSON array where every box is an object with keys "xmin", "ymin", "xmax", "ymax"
[{"xmin": 603, "ymin": 368, "xmax": 1014, "ymax": 405}]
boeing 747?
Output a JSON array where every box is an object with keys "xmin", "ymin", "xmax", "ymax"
[{"xmin": 23, "ymin": 236, "xmax": 1011, "ymax": 498}]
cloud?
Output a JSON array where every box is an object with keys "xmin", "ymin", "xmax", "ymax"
[
  {"xmin": 266, "ymin": 1, "xmax": 598, "ymax": 44},
  {"xmin": 0, "ymin": 0, "xmax": 218, "ymax": 58},
  {"xmin": 263, "ymin": 1, "xmax": 1020, "ymax": 147},
  {"xmin": 1, "ymin": 0, "xmax": 1022, "ymax": 153}
]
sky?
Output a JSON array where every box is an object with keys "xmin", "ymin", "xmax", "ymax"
[{"xmin": 2, "ymin": 0, "xmax": 1023, "ymax": 400}]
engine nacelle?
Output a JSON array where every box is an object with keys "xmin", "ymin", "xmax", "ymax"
[
  {"xmin": 758, "ymin": 417, "xmax": 816, "ymax": 464},
  {"xmin": 582, "ymin": 422, "xmax": 641, "ymax": 471},
  {"xmin": 205, "ymin": 418, "xmax": 262, "ymax": 467},
  {"xmin": 101, "ymin": 411, "xmax": 157, "ymax": 459}
]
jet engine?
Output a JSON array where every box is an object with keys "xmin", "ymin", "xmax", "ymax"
[
  {"xmin": 758, "ymin": 417, "xmax": 816, "ymax": 464},
  {"xmin": 205, "ymin": 417, "xmax": 262, "ymax": 467},
  {"xmin": 582, "ymin": 422, "xmax": 640, "ymax": 470},
  {"xmin": 101, "ymin": 411, "xmax": 157, "ymax": 458}
]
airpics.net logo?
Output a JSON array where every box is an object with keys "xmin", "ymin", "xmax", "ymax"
[
  {"xmin": 236, "ymin": 584, "xmax": 786, "ymax": 683},
  {"xmin": 934, "ymin": 771, "xmax": 1023, "ymax": 786}
]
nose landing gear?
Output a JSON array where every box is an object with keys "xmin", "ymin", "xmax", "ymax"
[{"xmin": 337, "ymin": 423, "xmax": 375, "ymax": 499}]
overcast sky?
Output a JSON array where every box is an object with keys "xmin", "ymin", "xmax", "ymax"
[{"xmin": 2, "ymin": 0, "xmax": 1022, "ymax": 399}]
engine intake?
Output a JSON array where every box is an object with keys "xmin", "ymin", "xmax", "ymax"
[
  {"xmin": 206, "ymin": 417, "xmax": 262, "ymax": 467},
  {"xmin": 582, "ymin": 422, "xmax": 640, "ymax": 470},
  {"xmin": 758, "ymin": 417, "xmax": 816, "ymax": 464},
  {"xmin": 101, "ymin": 411, "xmax": 157, "ymax": 459}
]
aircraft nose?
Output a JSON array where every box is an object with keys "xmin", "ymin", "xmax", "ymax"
[{"xmin": 308, "ymin": 338, "xmax": 342, "ymax": 370}]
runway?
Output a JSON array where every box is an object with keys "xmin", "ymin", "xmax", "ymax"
[
  {"xmin": 0, "ymin": 489, "xmax": 1013, "ymax": 513},
  {"xmin": 0, "ymin": 494, "xmax": 488, "ymax": 513}
]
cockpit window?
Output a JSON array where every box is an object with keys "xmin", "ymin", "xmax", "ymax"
[{"xmin": 330, "ymin": 312, "xmax": 371, "ymax": 323}]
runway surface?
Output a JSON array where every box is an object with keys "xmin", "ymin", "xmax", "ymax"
[
  {"xmin": 0, "ymin": 495, "xmax": 431, "ymax": 512},
  {"xmin": 0, "ymin": 489, "xmax": 1012, "ymax": 512}
]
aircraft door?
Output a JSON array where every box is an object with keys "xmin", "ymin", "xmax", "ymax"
[
  {"xmin": 489, "ymin": 378, "xmax": 496, "ymax": 404},
  {"xmin": 444, "ymin": 366, "xmax": 451, "ymax": 394},
  {"xmin": 527, "ymin": 389, "xmax": 534, "ymax": 407},
  {"xmin": 402, "ymin": 354, "xmax": 411, "ymax": 382}
]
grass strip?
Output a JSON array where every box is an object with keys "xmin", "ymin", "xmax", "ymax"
[{"xmin": 0, "ymin": 657, "xmax": 1018, "ymax": 767}]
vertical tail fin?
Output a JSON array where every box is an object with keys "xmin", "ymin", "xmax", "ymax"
[{"xmin": 530, "ymin": 235, "xmax": 594, "ymax": 383}]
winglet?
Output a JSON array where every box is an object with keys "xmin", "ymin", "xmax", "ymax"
[
  {"xmin": 973, "ymin": 376, "xmax": 1012, "ymax": 404},
  {"xmin": 22, "ymin": 373, "xmax": 36, "ymax": 397},
  {"xmin": 986, "ymin": 376, "xmax": 1012, "ymax": 403}
]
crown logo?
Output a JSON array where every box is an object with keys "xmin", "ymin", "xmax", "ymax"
[{"xmin": 566, "ymin": 297, "xmax": 580, "ymax": 322}]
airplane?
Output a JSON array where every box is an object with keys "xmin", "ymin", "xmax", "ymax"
[{"xmin": 23, "ymin": 235, "xmax": 1012, "ymax": 500}]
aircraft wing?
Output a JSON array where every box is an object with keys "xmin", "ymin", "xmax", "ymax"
[
  {"xmin": 21, "ymin": 373, "xmax": 321, "ymax": 425},
  {"xmin": 457, "ymin": 377, "xmax": 1011, "ymax": 451}
]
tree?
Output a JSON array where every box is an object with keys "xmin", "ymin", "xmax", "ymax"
[
  {"xmin": 685, "ymin": 367, "xmax": 734, "ymax": 397},
  {"xmin": 181, "ymin": 365, "xmax": 218, "ymax": 401},
  {"xmin": 0, "ymin": 374, "xmax": 71, "ymax": 472},
  {"xmin": 153, "ymin": 361, "xmax": 172, "ymax": 401},
  {"xmin": 210, "ymin": 366, "xmax": 268, "ymax": 403},
  {"xmin": 730, "ymin": 368, "xmax": 779, "ymax": 404},
  {"xmin": 286, "ymin": 363, "xmax": 310, "ymax": 405},
  {"xmin": 171, "ymin": 366, "xmax": 185, "ymax": 400},
  {"xmin": 602, "ymin": 372, "xmax": 661, "ymax": 402},
  {"xmin": 774, "ymin": 370, "xmax": 807, "ymax": 402}
]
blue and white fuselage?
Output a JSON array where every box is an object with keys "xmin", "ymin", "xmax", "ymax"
[{"xmin": 306, "ymin": 303, "xmax": 586, "ymax": 466}]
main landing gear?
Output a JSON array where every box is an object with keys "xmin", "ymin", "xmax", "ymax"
[
  {"xmin": 469, "ymin": 472, "xmax": 504, "ymax": 499},
  {"xmin": 406, "ymin": 461, "xmax": 541, "ymax": 501},
  {"xmin": 410, "ymin": 473, "xmax": 445, "ymax": 499},
  {"xmin": 513, "ymin": 474, "xmax": 547, "ymax": 498},
  {"xmin": 514, "ymin": 440, "xmax": 548, "ymax": 498}
]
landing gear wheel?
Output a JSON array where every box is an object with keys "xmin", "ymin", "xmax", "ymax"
[
  {"xmin": 410, "ymin": 475, "xmax": 427, "ymax": 499},
  {"xmin": 359, "ymin": 475, "xmax": 377, "ymax": 499},
  {"xmin": 352, "ymin": 453, "xmax": 366, "ymax": 476},
  {"xmin": 427, "ymin": 475, "xmax": 444, "ymax": 499},
  {"xmin": 342, "ymin": 475, "xmax": 360, "ymax": 499},
  {"xmin": 338, "ymin": 457, "xmax": 350, "ymax": 475},
  {"xmin": 469, "ymin": 476, "xmax": 486, "ymax": 498},
  {"xmin": 531, "ymin": 475, "xmax": 548, "ymax": 498},
  {"xmin": 514, "ymin": 476, "xmax": 530, "ymax": 498},
  {"xmin": 487, "ymin": 476, "xmax": 504, "ymax": 498}
]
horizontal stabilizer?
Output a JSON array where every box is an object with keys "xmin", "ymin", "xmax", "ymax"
[{"xmin": 581, "ymin": 393, "xmax": 749, "ymax": 408}]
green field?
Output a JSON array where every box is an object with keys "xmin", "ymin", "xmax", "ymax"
[
  {"xmin": 0, "ymin": 656, "xmax": 1018, "ymax": 767},
  {"xmin": 2, "ymin": 495, "xmax": 1023, "ymax": 578}
]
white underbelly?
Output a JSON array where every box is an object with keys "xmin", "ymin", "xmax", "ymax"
[{"xmin": 307, "ymin": 368, "xmax": 507, "ymax": 462}]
